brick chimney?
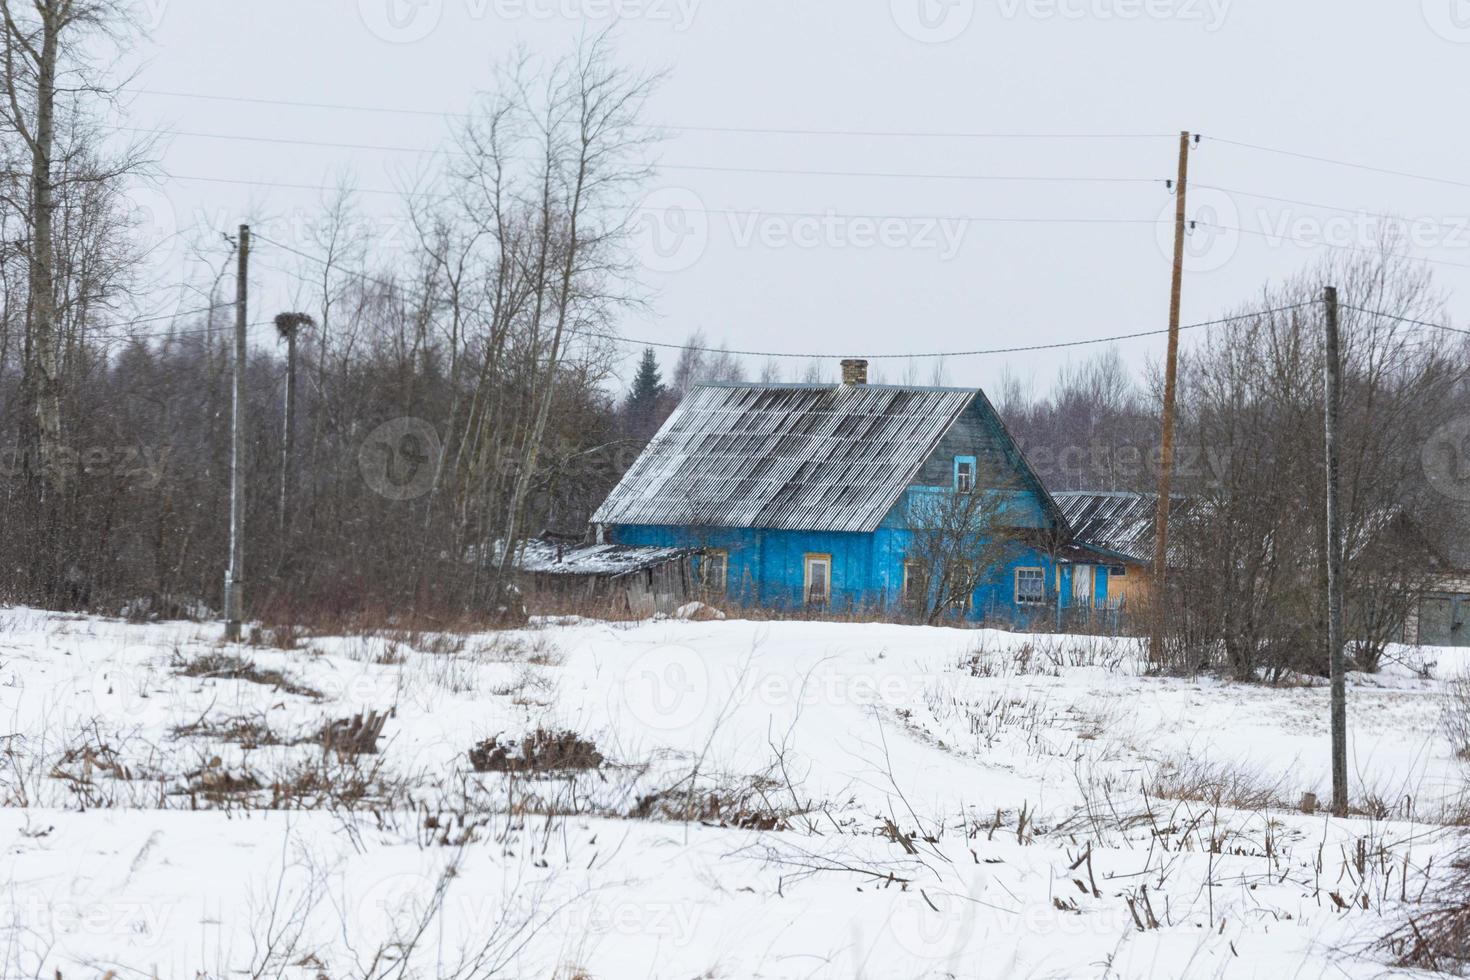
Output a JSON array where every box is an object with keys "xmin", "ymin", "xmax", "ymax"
[{"xmin": 840, "ymin": 358, "xmax": 868, "ymax": 385}]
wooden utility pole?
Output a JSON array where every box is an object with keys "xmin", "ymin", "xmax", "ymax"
[
  {"xmin": 1150, "ymin": 131, "xmax": 1191, "ymax": 663},
  {"xmin": 224, "ymin": 224, "xmax": 250, "ymax": 642},
  {"xmin": 1323, "ymin": 284, "xmax": 1348, "ymax": 816}
]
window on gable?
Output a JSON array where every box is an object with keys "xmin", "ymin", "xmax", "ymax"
[
  {"xmin": 1015, "ymin": 567, "xmax": 1045, "ymax": 606},
  {"xmin": 955, "ymin": 457, "xmax": 976, "ymax": 493}
]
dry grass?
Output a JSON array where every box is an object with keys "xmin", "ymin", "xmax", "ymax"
[
  {"xmin": 172, "ymin": 651, "xmax": 322, "ymax": 699},
  {"xmin": 1385, "ymin": 835, "xmax": 1470, "ymax": 974},
  {"xmin": 470, "ymin": 729, "xmax": 604, "ymax": 774},
  {"xmin": 1148, "ymin": 757, "xmax": 1300, "ymax": 812},
  {"xmin": 1446, "ymin": 675, "xmax": 1470, "ymax": 762},
  {"xmin": 169, "ymin": 711, "xmax": 295, "ymax": 750}
]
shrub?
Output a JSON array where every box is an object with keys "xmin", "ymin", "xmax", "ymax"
[{"xmin": 469, "ymin": 729, "xmax": 603, "ymax": 773}]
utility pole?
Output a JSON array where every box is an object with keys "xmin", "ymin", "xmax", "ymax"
[
  {"xmin": 224, "ymin": 224, "xmax": 249, "ymax": 642},
  {"xmin": 1323, "ymin": 284, "xmax": 1348, "ymax": 816},
  {"xmin": 281, "ymin": 323, "xmax": 295, "ymax": 544},
  {"xmin": 1150, "ymin": 131, "xmax": 1192, "ymax": 663},
  {"xmin": 274, "ymin": 312, "xmax": 313, "ymax": 556}
]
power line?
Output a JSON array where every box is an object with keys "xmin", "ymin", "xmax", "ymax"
[
  {"xmin": 133, "ymin": 127, "xmax": 1161, "ymax": 184},
  {"xmin": 1338, "ymin": 304, "xmax": 1470, "ymax": 337},
  {"xmin": 655, "ymin": 207, "xmax": 1161, "ymax": 224},
  {"xmin": 1192, "ymin": 219, "xmax": 1470, "ymax": 271},
  {"xmin": 1195, "ymin": 183, "xmax": 1470, "ymax": 232},
  {"xmin": 652, "ymin": 162, "xmax": 1157, "ymax": 183},
  {"xmin": 128, "ymin": 88, "xmax": 1172, "ymax": 140},
  {"xmin": 253, "ymin": 227, "xmax": 1319, "ymax": 359},
  {"xmin": 155, "ymin": 169, "xmax": 1166, "ymax": 227},
  {"xmin": 1206, "ymin": 135, "xmax": 1470, "ymax": 192},
  {"xmin": 568, "ymin": 306, "xmax": 1316, "ymax": 360}
]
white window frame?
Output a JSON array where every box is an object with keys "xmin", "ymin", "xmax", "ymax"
[
  {"xmin": 804, "ymin": 553, "xmax": 832, "ymax": 606},
  {"xmin": 1015, "ymin": 567, "xmax": 1045, "ymax": 606},
  {"xmin": 955, "ymin": 459, "xmax": 976, "ymax": 493}
]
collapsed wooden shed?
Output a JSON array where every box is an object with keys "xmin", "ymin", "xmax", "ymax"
[{"xmin": 512, "ymin": 538, "xmax": 695, "ymax": 618}]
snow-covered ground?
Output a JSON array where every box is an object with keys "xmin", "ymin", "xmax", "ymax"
[{"xmin": 0, "ymin": 608, "xmax": 1466, "ymax": 978}]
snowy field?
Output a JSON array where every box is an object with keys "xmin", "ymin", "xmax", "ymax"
[{"xmin": 0, "ymin": 608, "xmax": 1467, "ymax": 979}]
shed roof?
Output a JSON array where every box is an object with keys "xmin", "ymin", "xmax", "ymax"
[
  {"xmin": 592, "ymin": 383, "xmax": 986, "ymax": 533},
  {"xmin": 514, "ymin": 540, "xmax": 691, "ymax": 577},
  {"xmin": 1053, "ymin": 490, "xmax": 1188, "ymax": 565}
]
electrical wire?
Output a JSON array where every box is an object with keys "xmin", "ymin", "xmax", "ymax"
[
  {"xmin": 127, "ymin": 125, "xmax": 1162, "ymax": 183},
  {"xmin": 1194, "ymin": 183, "xmax": 1470, "ymax": 234},
  {"xmin": 1338, "ymin": 304, "xmax": 1470, "ymax": 337},
  {"xmin": 1206, "ymin": 136, "xmax": 1470, "ymax": 192},
  {"xmin": 127, "ymin": 88, "xmax": 1173, "ymax": 140},
  {"xmin": 248, "ymin": 230, "xmax": 1323, "ymax": 359},
  {"xmin": 1190, "ymin": 219, "xmax": 1470, "ymax": 272}
]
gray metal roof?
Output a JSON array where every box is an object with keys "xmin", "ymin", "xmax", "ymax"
[
  {"xmin": 1053, "ymin": 490, "xmax": 1188, "ymax": 564},
  {"xmin": 593, "ymin": 383, "xmax": 978, "ymax": 533}
]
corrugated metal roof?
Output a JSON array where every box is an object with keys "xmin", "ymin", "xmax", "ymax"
[
  {"xmin": 1053, "ymin": 491, "xmax": 1188, "ymax": 564},
  {"xmin": 593, "ymin": 383, "xmax": 978, "ymax": 533},
  {"xmin": 515, "ymin": 540, "xmax": 691, "ymax": 577}
]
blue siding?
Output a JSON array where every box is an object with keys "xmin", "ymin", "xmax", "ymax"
[{"xmin": 611, "ymin": 519, "xmax": 1061, "ymax": 625}]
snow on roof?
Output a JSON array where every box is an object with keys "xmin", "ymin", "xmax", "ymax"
[
  {"xmin": 592, "ymin": 382, "xmax": 978, "ymax": 533},
  {"xmin": 1053, "ymin": 490, "xmax": 1189, "ymax": 565},
  {"xmin": 514, "ymin": 539, "xmax": 692, "ymax": 577}
]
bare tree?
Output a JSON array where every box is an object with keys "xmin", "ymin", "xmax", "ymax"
[
  {"xmin": 903, "ymin": 472, "xmax": 1020, "ymax": 625},
  {"xmin": 1162, "ymin": 250, "xmax": 1465, "ymax": 679},
  {"xmin": 0, "ymin": 0, "xmax": 141, "ymax": 489}
]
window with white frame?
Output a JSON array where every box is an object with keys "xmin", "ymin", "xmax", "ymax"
[
  {"xmin": 955, "ymin": 457, "xmax": 975, "ymax": 493},
  {"xmin": 804, "ymin": 554, "xmax": 831, "ymax": 605},
  {"xmin": 1015, "ymin": 567, "xmax": 1045, "ymax": 605}
]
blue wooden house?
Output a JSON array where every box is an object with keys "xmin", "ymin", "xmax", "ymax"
[{"xmin": 592, "ymin": 360, "xmax": 1110, "ymax": 624}]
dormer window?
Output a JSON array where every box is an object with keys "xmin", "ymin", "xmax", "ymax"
[{"xmin": 954, "ymin": 456, "xmax": 976, "ymax": 493}]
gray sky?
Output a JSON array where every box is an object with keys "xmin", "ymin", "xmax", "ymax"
[{"xmin": 120, "ymin": 0, "xmax": 1470, "ymax": 394}]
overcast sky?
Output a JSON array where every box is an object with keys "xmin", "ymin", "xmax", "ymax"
[{"xmin": 118, "ymin": 0, "xmax": 1470, "ymax": 394}]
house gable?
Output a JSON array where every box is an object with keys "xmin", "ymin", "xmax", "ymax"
[{"xmin": 881, "ymin": 390, "xmax": 1067, "ymax": 533}]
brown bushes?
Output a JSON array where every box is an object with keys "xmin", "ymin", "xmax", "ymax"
[{"xmin": 469, "ymin": 729, "xmax": 604, "ymax": 773}]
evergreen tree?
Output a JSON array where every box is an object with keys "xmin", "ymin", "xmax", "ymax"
[{"xmin": 626, "ymin": 348, "xmax": 666, "ymax": 438}]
